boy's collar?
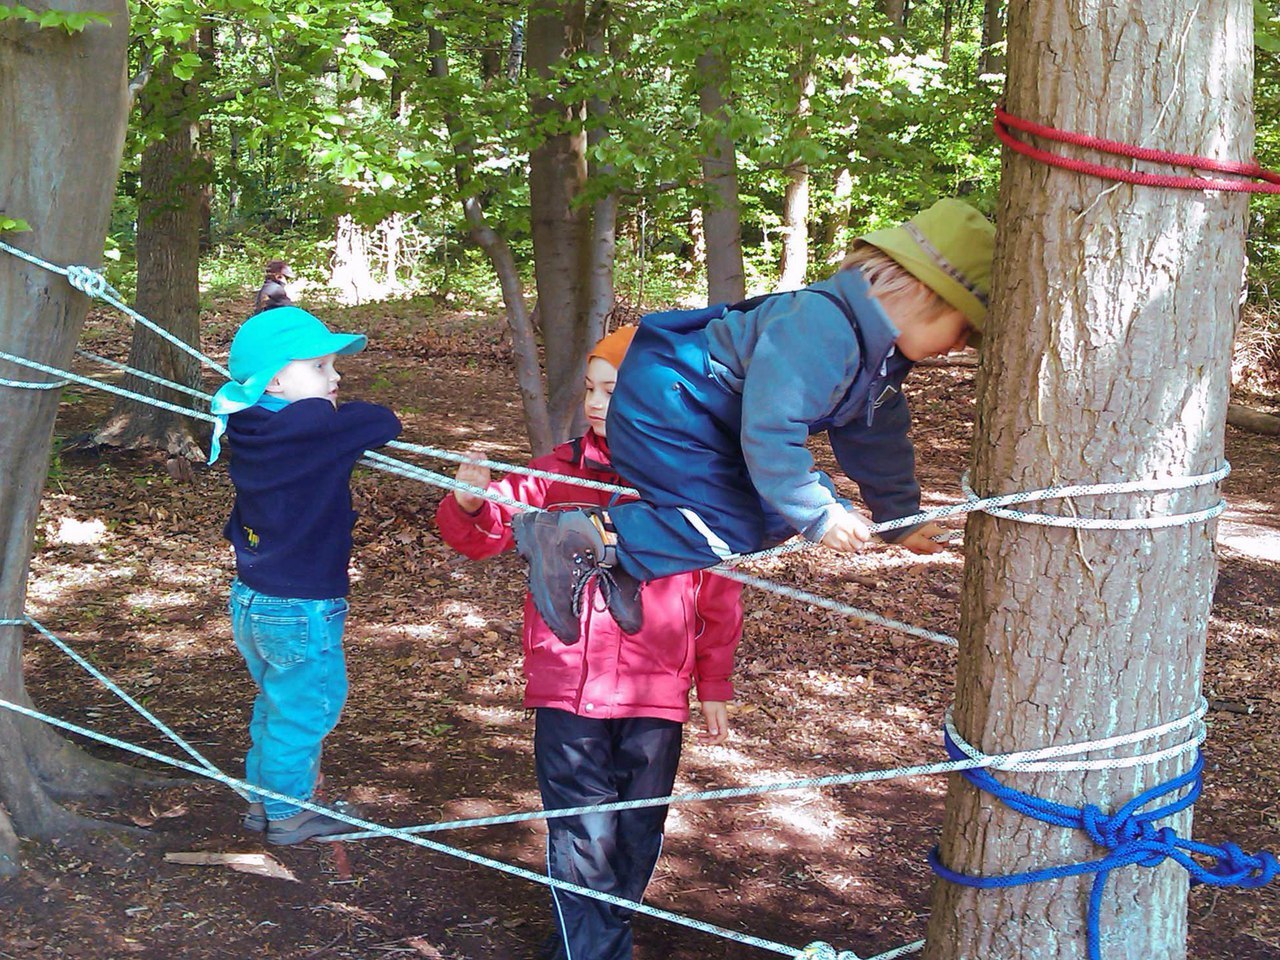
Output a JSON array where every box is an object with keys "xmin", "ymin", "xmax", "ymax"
[{"xmin": 819, "ymin": 268, "xmax": 902, "ymax": 370}]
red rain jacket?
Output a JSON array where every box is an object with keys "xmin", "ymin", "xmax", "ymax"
[{"xmin": 435, "ymin": 431, "xmax": 741, "ymax": 722}]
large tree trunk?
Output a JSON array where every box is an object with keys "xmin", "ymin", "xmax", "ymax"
[
  {"xmin": 0, "ymin": 0, "xmax": 137, "ymax": 878},
  {"xmin": 696, "ymin": 51, "xmax": 746, "ymax": 304},
  {"xmin": 925, "ymin": 4, "xmax": 1252, "ymax": 960},
  {"xmin": 527, "ymin": 0, "xmax": 591, "ymax": 445},
  {"xmin": 90, "ymin": 39, "xmax": 206, "ymax": 461},
  {"xmin": 777, "ymin": 49, "xmax": 814, "ymax": 292}
]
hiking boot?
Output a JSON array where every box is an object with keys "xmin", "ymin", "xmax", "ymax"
[
  {"xmin": 598, "ymin": 564, "xmax": 644, "ymax": 634},
  {"xmin": 511, "ymin": 510, "xmax": 608, "ymax": 645},
  {"xmin": 243, "ymin": 801, "xmax": 267, "ymax": 832},
  {"xmin": 266, "ymin": 807, "xmax": 353, "ymax": 845}
]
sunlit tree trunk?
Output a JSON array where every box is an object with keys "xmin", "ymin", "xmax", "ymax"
[
  {"xmin": 925, "ymin": 3, "xmax": 1252, "ymax": 959},
  {"xmin": 527, "ymin": 0, "xmax": 592, "ymax": 444},
  {"xmin": 778, "ymin": 48, "xmax": 814, "ymax": 292},
  {"xmin": 697, "ymin": 50, "xmax": 745, "ymax": 303},
  {"xmin": 428, "ymin": 26, "xmax": 553, "ymax": 455},
  {"xmin": 0, "ymin": 1, "xmax": 148, "ymax": 879},
  {"xmin": 981, "ymin": 0, "xmax": 1006, "ymax": 76},
  {"xmin": 583, "ymin": 1, "xmax": 619, "ymax": 352}
]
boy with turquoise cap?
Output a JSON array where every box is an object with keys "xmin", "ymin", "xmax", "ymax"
[
  {"xmin": 211, "ymin": 306, "xmax": 401, "ymax": 843},
  {"xmin": 512, "ymin": 199, "xmax": 996, "ymax": 645}
]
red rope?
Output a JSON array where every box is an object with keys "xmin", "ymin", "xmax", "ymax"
[{"xmin": 994, "ymin": 105, "xmax": 1280, "ymax": 194}]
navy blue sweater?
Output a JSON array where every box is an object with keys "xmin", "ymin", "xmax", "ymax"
[{"xmin": 224, "ymin": 398, "xmax": 402, "ymax": 599}]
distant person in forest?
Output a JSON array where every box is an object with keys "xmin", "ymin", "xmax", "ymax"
[
  {"xmin": 436, "ymin": 325, "xmax": 743, "ymax": 960},
  {"xmin": 210, "ymin": 306, "xmax": 401, "ymax": 844},
  {"xmin": 511, "ymin": 199, "xmax": 995, "ymax": 644},
  {"xmin": 254, "ymin": 259, "xmax": 294, "ymax": 313}
]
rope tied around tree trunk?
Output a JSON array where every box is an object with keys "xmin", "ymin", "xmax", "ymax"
[
  {"xmin": 927, "ymin": 726, "xmax": 1280, "ymax": 960},
  {"xmin": 994, "ymin": 104, "xmax": 1280, "ymax": 193}
]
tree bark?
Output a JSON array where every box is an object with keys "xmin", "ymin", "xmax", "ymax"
[
  {"xmin": 778, "ymin": 49, "xmax": 814, "ymax": 292},
  {"xmin": 1226, "ymin": 402, "xmax": 1280, "ymax": 435},
  {"xmin": 0, "ymin": 0, "xmax": 133, "ymax": 878},
  {"xmin": 981, "ymin": 0, "xmax": 1006, "ymax": 76},
  {"xmin": 583, "ymin": 0, "xmax": 618, "ymax": 356},
  {"xmin": 925, "ymin": 4, "xmax": 1252, "ymax": 960},
  {"xmin": 89, "ymin": 38, "xmax": 206, "ymax": 461},
  {"xmin": 527, "ymin": 0, "xmax": 592, "ymax": 445},
  {"xmin": 696, "ymin": 51, "xmax": 746, "ymax": 304},
  {"xmin": 881, "ymin": 0, "xmax": 909, "ymax": 29},
  {"xmin": 429, "ymin": 26, "xmax": 553, "ymax": 455}
]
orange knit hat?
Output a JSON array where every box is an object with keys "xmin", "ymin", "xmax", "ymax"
[{"xmin": 587, "ymin": 324, "xmax": 637, "ymax": 369}]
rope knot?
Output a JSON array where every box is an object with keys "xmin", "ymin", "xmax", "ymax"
[
  {"xmin": 66, "ymin": 265, "xmax": 108, "ymax": 299},
  {"xmin": 1206, "ymin": 844, "xmax": 1280, "ymax": 887}
]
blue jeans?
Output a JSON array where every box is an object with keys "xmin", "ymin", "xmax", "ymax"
[{"xmin": 229, "ymin": 580, "xmax": 349, "ymax": 820}]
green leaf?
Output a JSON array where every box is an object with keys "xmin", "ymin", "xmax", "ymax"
[{"xmin": 0, "ymin": 215, "xmax": 31, "ymax": 234}]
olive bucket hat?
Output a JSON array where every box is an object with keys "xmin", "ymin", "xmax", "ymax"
[
  {"xmin": 858, "ymin": 199, "xmax": 996, "ymax": 337},
  {"xmin": 207, "ymin": 306, "xmax": 367, "ymax": 463}
]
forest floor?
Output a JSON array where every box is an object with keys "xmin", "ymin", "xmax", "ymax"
[{"xmin": 2, "ymin": 294, "xmax": 1279, "ymax": 960}]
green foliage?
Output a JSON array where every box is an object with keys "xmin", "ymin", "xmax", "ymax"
[
  {"xmin": 0, "ymin": 215, "xmax": 31, "ymax": 234},
  {"xmin": 0, "ymin": 4, "xmax": 112, "ymax": 33}
]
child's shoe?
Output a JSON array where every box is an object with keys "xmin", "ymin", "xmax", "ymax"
[
  {"xmin": 598, "ymin": 565, "xmax": 644, "ymax": 634},
  {"xmin": 511, "ymin": 509, "xmax": 608, "ymax": 645},
  {"xmin": 266, "ymin": 807, "xmax": 353, "ymax": 845},
  {"xmin": 242, "ymin": 802, "xmax": 267, "ymax": 832}
]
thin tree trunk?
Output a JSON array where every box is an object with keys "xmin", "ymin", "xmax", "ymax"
[
  {"xmin": 429, "ymin": 26, "xmax": 553, "ymax": 455},
  {"xmin": 0, "ymin": 0, "xmax": 135, "ymax": 878},
  {"xmin": 981, "ymin": 0, "xmax": 1006, "ymax": 76},
  {"xmin": 697, "ymin": 51, "xmax": 746, "ymax": 304},
  {"xmin": 584, "ymin": 1, "xmax": 619, "ymax": 350},
  {"xmin": 882, "ymin": 0, "xmax": 908, "ymax": 29},
  {"xmin": 778, "ymin": 49, "xmax": 814, "ymax": 292},
  {"xmin": 90, "ymin": 38, "xmax": 205, "ymax": 461},
  {"xmin": 527, "ymin": 0, "xmax": 591, "ymax": 444},
  {"xmin": 926, "ymin": 4, "xmax": 1253, "ymax": 959}
]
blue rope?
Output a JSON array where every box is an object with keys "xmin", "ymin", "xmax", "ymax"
[{"xmin": 928, "ymin": 731, "xmax": 1279, "ymax": 960}]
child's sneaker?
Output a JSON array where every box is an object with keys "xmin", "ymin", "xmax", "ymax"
[
  {"xmin": 242, "ymin": 802, "xmax": 267, "ymax": 832},
  {"xmin": 598, "ymin": 565, "xmax": 644, "ymax": 634},
  {"xmin": 266, "ymin": 807, "xmax": 353, "ymax": 845},
  {"xmin": 511, "ymin": 510, "xmax": 608, "ymax": 645}
]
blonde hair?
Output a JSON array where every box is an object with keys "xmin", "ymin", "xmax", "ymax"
[{"xmin": 842, "ymin": 243, "xmax": 959, "ymax": 326}]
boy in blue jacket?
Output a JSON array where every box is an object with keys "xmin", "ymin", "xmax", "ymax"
[
  {"xmin": 513, "ymin": 199, "xmax": 995, "ymax": 644},
  {"xmin": 209, "ymin": 307, "xmax": 402, "ymax": 843}
]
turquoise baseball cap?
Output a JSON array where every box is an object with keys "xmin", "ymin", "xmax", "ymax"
[{"xmin": 207, "ymin": 307, "xmax": 367, "ymax": 463}]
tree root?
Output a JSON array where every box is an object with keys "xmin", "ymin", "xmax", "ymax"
[
  {"xmin": 82, "ymin": 412, "xmax": 207, "ymax": 463},
  {"xmin": 20, "ymin": 712, "xmax": 172, "ymax": 800},
  {"xmin": 0, "ymin": 805, "xmax": 20, "ymax": 879}
]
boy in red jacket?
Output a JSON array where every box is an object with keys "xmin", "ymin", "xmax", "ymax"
[{"xmin": 436, "ymin": 326, "xmax": 742, "ymax": 960}]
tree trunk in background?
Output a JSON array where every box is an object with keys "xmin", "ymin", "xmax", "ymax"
[
  {"xmin": 429, "ymin": 26, "xmax": 553, "ymax": 455},
  {"xmin": 0, "ymin": 1, "xmax": 143, "ymax": 879},
  {"xmin": 820, "ymin": 61, "xmax": 857, "ymax": 265},
  {"xmin": 777, "ymin": 49, "xmax": 813, "ymax": 292},
  {"xmin": 981, "ymin": 0, "xmax": 1006, "ymax": 76},
  {"xmin": 697, "ymin": 51, "xmax": 745, "ymax": 304},
  {"xmin": 197, "ymin": 24, "xmax": 215, "ymax": 250},
  {"xmin": 925, "ymin": 3, "xmax": 1252, "ymax": 959},
  {"xmin": 527, "ymin": 0, "xmax": 591, "ymax": 445},
  {"xmin": 881, "ymin": 0, "xmax": 908, "ymax": 29},
  {"xmin": 583, "ymin": 3, "xmax": 619, "ymax": 350},
  {"xmin": 90, "ymin": 38, "xmax": 206, "ymax": 461}
]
